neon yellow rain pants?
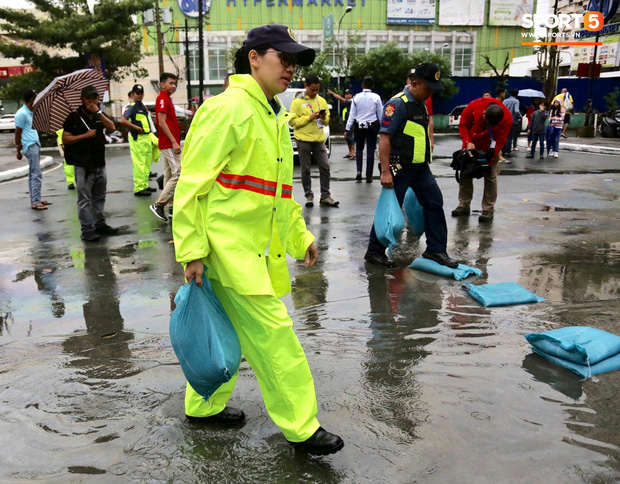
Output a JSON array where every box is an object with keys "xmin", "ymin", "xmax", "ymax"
[
  {"xmin": 184, "ymin": 272, "xmax": 321, "ymax": 443},
  {"xmin": 64, "ymin": 161, "xmax": 75, "ymax": 186},
  {"xmin": 129, "ymin": 134, "xmax": 152, "ymax": 193}
]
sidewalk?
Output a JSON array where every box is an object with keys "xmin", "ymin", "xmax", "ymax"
[{"xmin": 515, "ymin": 134, "xmax": 620, "ymax": 155}]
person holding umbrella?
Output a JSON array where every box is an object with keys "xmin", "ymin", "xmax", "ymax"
[{"xmin": 62, "ymin": 85, "xmax": 118, "ymax": 241}]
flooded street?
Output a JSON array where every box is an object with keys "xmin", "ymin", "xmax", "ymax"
[{"xmin": 0, "ymin": 140, "xmax": 619, "ymax": 482}]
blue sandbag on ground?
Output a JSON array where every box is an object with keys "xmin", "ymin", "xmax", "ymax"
[
  {"xmin": 531, "ymin": 347, "xmax": 620, "ymax": 378},
  {"xmin": 525, "ymin": 326, "xmax": 620, "ymax": 365},
  {"xmin": 463, "ymin": 282, "xmax": 546, "ymax": 307},
  {"xmin": 170, "ymin": 276, "xmax": 242, "ymax": 401},
  {"xmin": 403, "ymin": 187, "xmax": 424, "ymax": 237},
  {"xmin": 373, "ymin": 187, "xmax": 404, "ymax": 257},
  {"xmin": 409, "ymin": 257, "xmax": 482, "ymax": 281}
]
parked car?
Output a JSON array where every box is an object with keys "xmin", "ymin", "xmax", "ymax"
[
  {"xmin": 276, "ymin": 88, "xmax": 331, "ymax": 161},
  {"xmin": 0, "ymin": 114, "xmax": 15, "ymax": 132}
]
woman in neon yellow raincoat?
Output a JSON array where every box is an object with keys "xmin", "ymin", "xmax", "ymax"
[{"xmin": 172, "ymin": 25, "xmax": 344, "ymax": 456}]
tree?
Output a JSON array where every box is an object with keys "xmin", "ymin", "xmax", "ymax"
[
  {"xmin": 0, "ymin": 0, "xmax": 153, "ymax": 99},
  {"xmin": 481, "ymin": 53, "xmax": 510, "ymax": 89},
  {"xmin": 350, "ymin": 43, "xmax": 458, "ymax": 100}
]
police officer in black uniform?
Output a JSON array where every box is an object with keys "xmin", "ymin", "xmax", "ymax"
[{"xmin": 364, "ymin": 63, "xmax": 459, "ymax": 268}]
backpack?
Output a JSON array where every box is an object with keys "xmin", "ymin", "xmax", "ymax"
[
  {"xmin": 450, "ymin": 149, "xmax": 492, "ymax": 183},
  {"xmin": 563, "ymin": 93, "xmax": 573, "ymax": 111}
]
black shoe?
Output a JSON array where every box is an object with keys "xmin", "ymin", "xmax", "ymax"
[
  {"xmin": 364, "ymin": 250, "xmax": 395, "ymax": 268},
  {"xmin": 147, "ymin": 187, "xmax": 157, "ymax": 192},
  {"xmin": 503, "ymin": 152, "xmax": 514, "ymax": 158},
  {"xmin": 525, "ymin": 154, "xmax": 534, "ymax": 158},
  {"xmin": 539, "ymin": 155, "xmax": 544, "ymax": 160},
  {"xmin": 67, "ymin": 183, "xmax": 75, "ymax": 190},
  {"xmin": 479, "ymin": 211, "xmax": 494, "ymax": 223},
  {"xmin": 149, "ymin": 171, "xmax": 158, "ymax": 178},
  {"xmin": 422, "ymin": 250, "xmax": 458, "ymax": 268},
  {"xmin": 186, "ymin": 406, "xmax": 245, "ymax": 425},
  {"xmin": 95, "ymin": 224, "xmax": 119, "ymax": 235},
  {"xmin": 81, "ymin": 231, "xmax": 100, "ymax": 242},
  {"xmin": 451, "ymin": 206, "xmax": 470, "ymax": 217},
  {"xmin": 289, "ymin": 427, "xmax": 344, "ymax": 456},
  {"xmin": 355, "ymin": 172, "xmax": 362, "ymax": 181},
  {"xmin": 150, "ymin": 203, "xmax": 168, "ymax": 222},
  {"xmin": 134, "ymin": 189, "xmax": 152, "ymax": 197},
  {"xmin": 366, "ymin": 177, "xmax": 372, "ymax": 183},
  {"xmin": 168, "ymin": 208, "xmax": 173, "ymax": 218}
]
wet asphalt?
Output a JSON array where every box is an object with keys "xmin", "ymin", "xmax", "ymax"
[{"xmin": 0, "ymin": 136, "xmax": 619, "ymax": 482}]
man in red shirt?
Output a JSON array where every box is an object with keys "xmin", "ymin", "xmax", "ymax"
[
  {"xmin": 452, "ymin": 97, "xmax": 512, "ymax": 223},
  {"xmin": 150, "ymin": 72, "xmax": 182, "ymax": 222}
]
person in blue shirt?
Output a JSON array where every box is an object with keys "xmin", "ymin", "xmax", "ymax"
[{"xmin": 15, "ymin": 89, "xmax": 50, "ymax": 210}]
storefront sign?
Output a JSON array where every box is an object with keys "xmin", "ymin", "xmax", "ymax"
[
  {"xmin": 387, "ymin": 0, "xmax": 435, "ymax": 25},
  {"xmin": 439, "ymin": 0, "xmax": 484, "ymax": 26},
  {"xmin": 489, "ymin": 0, "xmax": 533, "ymax": 26},
  {"xmin": 179, "ymin": 0, "xmax": 211, "ymax": 18}
]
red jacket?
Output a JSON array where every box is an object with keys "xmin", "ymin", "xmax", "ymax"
[{"xmin": 459, "ymin": 98, "xmax": 513, "ymax": 161}]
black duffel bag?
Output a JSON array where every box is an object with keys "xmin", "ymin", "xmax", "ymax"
[{"xmin": 450, "ymin": 149, "xmax": 492, "ymax": 183}]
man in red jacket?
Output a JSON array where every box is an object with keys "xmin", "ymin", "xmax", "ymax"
[{"xmin": 453, "ymin": 97, "xmax": 512, "ymax": 223}]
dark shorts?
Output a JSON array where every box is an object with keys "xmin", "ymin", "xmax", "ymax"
[{"xmin": 564, "ymin": 113, "xmax": 571, "ymax": 125}]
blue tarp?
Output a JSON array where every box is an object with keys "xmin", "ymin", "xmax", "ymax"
[
  {"xmin": 373, "ymin": 188, "xmax": 404, "ymax": 257},
  {"xmin": 409, "ymin": 257, "xmax": 482, "ymax": 281},
  {"xmin": 463, "ymin": 282, "xmax": 546, "ymax": 307},
  {"xmin": 170, "ymin": 276, "xmax": 241, "ymax": 401},
  {"xmin": 403, "ymin": 188, "xmax": 424, "ymax": 237}
]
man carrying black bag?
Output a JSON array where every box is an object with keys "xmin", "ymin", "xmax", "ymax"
[{"xmin": 452, "ymin": 97, "xmax": 512, "ymax": 223}]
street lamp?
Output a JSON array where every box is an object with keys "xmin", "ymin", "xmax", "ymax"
[
  {"xmin": 336, "ymin": 6, "xmax": 353, "ymax": 98},
  {"xmin": 440, "ymin": 42, "xmax": 449, "ymax": 56}
]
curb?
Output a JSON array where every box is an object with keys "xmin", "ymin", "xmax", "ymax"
[
  {"xmin": 516, "ymin": 137, "xmax": 620, "ymax": 155},
  {"xmin": 0, "ymin": 156, "xmax": 56, "ymax": 182}
]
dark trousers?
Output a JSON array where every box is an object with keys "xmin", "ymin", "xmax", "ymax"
[
  {"xmin": 75, "ymin": 166, "xmax": 107, "ymax": 235},
  {"xmin": 502, "ymin": 123, "xmax": 519, "ymax": 154},
  {"xmin": 355, "ymin": 123, "xmax": 379, "ymax": 179},
  {"xmin": 368, "ymin": 162, "xmax": 447, "ymax": 254},
  {"xmin": 530, "ymin": 133, "xmax": 545, "ymax": 156}
]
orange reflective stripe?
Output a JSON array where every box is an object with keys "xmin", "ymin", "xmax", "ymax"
[
  {"xmin": 281, "ymin": 184, "xmax": 292, "ymax": 199},
  {"xmin": 216, "ymin": 173, "xmax": 278, "ymax": 196}
]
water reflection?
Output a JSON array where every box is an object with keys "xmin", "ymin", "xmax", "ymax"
[
  {"xmin": 363, "ymin": 266, "xmax": 441, "ymax": 442},
  {"xmin": 62, "ymin": 244, "xmax": 137, "ymax": 380}
]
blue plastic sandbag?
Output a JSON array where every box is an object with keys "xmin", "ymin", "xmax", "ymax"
[
  {"xmin": 525, "ymin": 326, "xmax": 620, "ymax": 365},
  {"xmin": 403, "ymin": 187, "xmax": 424, "ymax": 237},
  {"xmin": 463, "ymin": 282, "xmax": 546, "ymax": 307},
  {"xmin": 373, "ymin": 188, "xmax": 404, "ymax": 257},
  {"xmin": 530, "ymin": 347, "xmax": 620, "ymax": 378},
  {"xmin": 409, "ymin": 257, "xmax": 482, "ymax": 281},
  {"xmin": 170, "ymin": 276, "xmax": 241, "ymax": 401}
]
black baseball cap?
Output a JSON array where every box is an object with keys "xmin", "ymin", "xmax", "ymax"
[
  {"xmin": 408, "ymin": 63, "xmax": 444, "ymax": 91},
  {"xmin": 80, "ymin": 85, "xmax": 99, "ymax": 98},
  {"xmin": 132, "ymin": 84, "xmax": 144, "ymax": 94},
  {"xmin": 244, "ymin": 24, "xmax": 315, "ymax": 66}
]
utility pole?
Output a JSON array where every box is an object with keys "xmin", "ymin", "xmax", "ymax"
[
  {"xmin": 155, "ymin": 0, "xmax": 164, "ymax": 77},
  {"xmin": 185, "ymin": 19, "xmax": 192, "ymax": 109},
  {"xmin": 198, "ymin": 0, "xmax": 205, "ymax": 107}
]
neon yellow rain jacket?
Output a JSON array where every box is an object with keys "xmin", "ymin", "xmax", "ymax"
[
  {"xmin": 288, "ymin": 94, "xmax": 330, "ymax": 143},
  {"xmin": 173, "ymin": 74, "xmax": 315, "ymax": 298}
]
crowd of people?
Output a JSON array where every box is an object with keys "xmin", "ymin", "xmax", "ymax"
[{"xmin": 13, "ymin": 21, "xmax": 579, "ymax": 458}]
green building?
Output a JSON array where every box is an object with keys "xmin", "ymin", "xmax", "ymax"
[{"xmin": 143, "ymin": 0, "xmax": 535, "ymax": 96}]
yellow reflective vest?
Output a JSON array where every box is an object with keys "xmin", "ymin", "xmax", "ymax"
[
  {"xmin": 288, "ymin": 94, "xmax": 330, "ymax": 142},
  {"xmin": 173, "ymin": 74, "xmax": 315, "ymax": 298}
]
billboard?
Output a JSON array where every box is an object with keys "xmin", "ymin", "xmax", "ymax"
[
  {"xmin": 573, "ymin": 34, "xmax": 620, "ymax": 68},
  {"xmin": 387, "ymin": 0, "xmax": 436, "ymax": 25},
  {"xmin": 489, "ymin": 0, "xmax": 534, "ymax": 26},
  {"xmin": 439, "ymin": 0, "xmax": 485, "ymax": 26}
]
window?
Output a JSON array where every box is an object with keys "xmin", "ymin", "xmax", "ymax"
[
  {"xmin": 188, "ymin": 43, "xmax": 199, "ymax": 81},
  {"xmin": 207, "ymin": 42, "xmax": 228, "ymax": 80},
  {"xmin": 412, "ymin": 41, "xmax": 431, "ymax": 53},
  {"xmin": 453, "ymin": 44, "xmax": 473, "ymax": 76}
]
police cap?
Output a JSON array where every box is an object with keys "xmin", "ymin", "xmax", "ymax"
[
  {"xmin": 244, "ymin": 24, "xmax": 315, "ymax": 66},
  {"xmin": 80, "ymin": 85, "xmax": 99, "ymax": 98},
  {"xmin": 132, "ymin": 84, "xmax": 145, "ymax": 94},
  {"xmin": 408, "ymin": 63, "xmax": 444, "ymax": 91}
]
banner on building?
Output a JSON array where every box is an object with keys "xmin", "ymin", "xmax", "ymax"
[
  {"xmin": 489, "ymin": 0, "xmax": 534, "ymax": 26},
  {"xmin": 572, "ymin": 35, "xmax": 620, "ymax": 69},
  {"xmin": 387, "ymin": 0, "xmax": 435, "ymax": 25},
  {"xmin": 439, "ymin": 0, "xmax": 484, "ymax": 25}
]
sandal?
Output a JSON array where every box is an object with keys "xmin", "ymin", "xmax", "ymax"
[
  {"xmin": 40, "ymin": 200, "xmax": 52, "ymax": 205},
  {"xmin": 31, "ymin": 203, "xmax": 48, "ymax": 210}
]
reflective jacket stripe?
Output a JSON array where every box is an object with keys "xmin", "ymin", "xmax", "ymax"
[
  {"xmin": 281, "ymin": 184, "xmax": 292, "ymax": 199},
  {"xmin": 216, "ymin": 173, "xmax": 278, "ymax": 196}
]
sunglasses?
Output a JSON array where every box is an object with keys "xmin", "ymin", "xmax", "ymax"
[{"xmin": 264, "ymin": 49, "xmax": 300, "ymax": 72}]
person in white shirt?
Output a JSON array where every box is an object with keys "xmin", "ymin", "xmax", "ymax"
[{"xmin": 344, "ymin": 77, "xmax": 383, "ymax": 183}]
